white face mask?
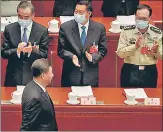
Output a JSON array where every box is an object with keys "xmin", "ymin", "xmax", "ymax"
[
  {"xmin": 74, "ymin": 13, "xmax": 86, "ymax": 24},
  {"xmin": 18, "ymin": 18, "xmax": 32, "ymax": 27},
  {"xmin": 136, "ymin": 20, "xmax": 149, "ymax": 29}
]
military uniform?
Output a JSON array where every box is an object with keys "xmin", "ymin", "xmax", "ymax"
[{"xmin": 116, "ymin": 24, "xmax": 162, "ymax": 88}]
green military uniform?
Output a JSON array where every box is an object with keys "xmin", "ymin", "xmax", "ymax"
[{"xmin": 116, "ymin": 24, "xmax": 162, "ymax": 88}]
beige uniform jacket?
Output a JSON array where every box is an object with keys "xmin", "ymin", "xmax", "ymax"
[{"xmin": 116, "ymin": 24, "xmax": 162, "ymax": 65}]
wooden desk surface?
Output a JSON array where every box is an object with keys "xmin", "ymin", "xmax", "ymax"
[
  {"xmin": 33, "ymin": 17, "xmax": 154, "ymax": 39},
  {"xmin": 33, "ymin": 17, "xmax": 115, "ymax": 34},
  {"xmin": 33, "ymin": 17, "xmax": 121, "ymax": 40},
  {"xmin": 2, "ymin": 87, "xmax": 162, "ymax": 106},
  {"xmin": 1, "ymin": 87, "xmax": 162, "ymax": 131}
]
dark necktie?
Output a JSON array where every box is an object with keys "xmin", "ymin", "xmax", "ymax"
[
  {"xmin": 81, "ymin": 26, "xmax": 86, "ymax": 46},
  {"xmin": 22, "ymin": 28, "xmax": 28, "ymax": 43},
  {"xmin": 45, "ymin": 91, "xmax": 54, "ymax": 110},
  {"xmin": 45, "ymin": 91, "xmax": 50, "ymax": 100},
  {"xmin": 21, "ymin": 28, "xmax": 28, "ymax": 57}
]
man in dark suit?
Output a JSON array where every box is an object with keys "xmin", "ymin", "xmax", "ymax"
[
  {"xmin": 20, "ymin": 58, "xmax": 58, "ymax": 131},
  {"xmin": 1, "ymin": 1, "xmax": 49, "ymax": 86},
  {"xmin": 53, "ymin": 0, "xmax": 77, "ymax": 17},
  {"xmin": 53, "ymin": 0, "xmax": 92, "ymax": 17},
  {"xmin": 57, "ymin": 1, "xmax": 107, "ymax": 87},
  {"xmin": 101, "ymin": 0, "xmax": 139, "ymax": 17}
]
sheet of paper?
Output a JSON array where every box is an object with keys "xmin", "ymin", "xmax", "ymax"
[
  {"xmin": 71, "ymin": 86, "xmax": 93, "ymax": 97},
  {"xmin": 1, "ymin": 100, "xmax": 13, "ymax": 104},
  {"xmin": 124, "ymin": 88, "xmax": 148, "ymax": 99},
  {"xmin": 1, "ymin": 17, "xmax": 10, "ymax": 31},
  {"xmin": 60, "ymin": 16, "xmax": 74, "ymax": 24},
  {"xmin": 116, "ymin": 15, "xmax": 136, "ymax": 26},
  {"xmin": 1, "ymin": 17, "xmax": 11, "ymax": 23},
  {"xmin": 1, "ymin": 16, "xmax": 18, "ymax": 23},
  {"xmin": 1, "ymin": 16, "xmax": 18, "ymax": 31}
]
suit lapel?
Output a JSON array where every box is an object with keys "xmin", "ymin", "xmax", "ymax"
[
  {"xmin": 28, "ymin": 22, "xmax": 37, "ymax": 45},
  {"xmin": 32, "ymin": 81, "xmax": 54, "ymax": 115},
  {"xmin": 14, "ymin": 23, "xmax": 21, "ymax": 46},
  {"xmin": 41, "ymin": 92, "xmax": 54, "ymax": 115},
  {"xmin": 83, "ymin": 20, "xmax": 94, "ymax": 52},
  {"xmin": 72, "ymin": 21, "xmax": 83, "ymax": 53}
]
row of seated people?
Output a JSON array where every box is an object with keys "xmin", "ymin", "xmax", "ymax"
[
  {"xmin": 1, "ymin": 1, "xmax": 162, "ymax": 88},
  {"xmin": 1, "ymin": 0, "xmax": 162, "ymax": 20}
]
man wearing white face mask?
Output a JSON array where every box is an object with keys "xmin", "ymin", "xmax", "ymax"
[
  {"xmin": 116, "ymin": 4, "xmax": 162, "ymax": 88},
  {"xmin": 1, "ymin": 1, "xmax": 49, "ymax": 86},
  {"xmin": 58, "ymin": 1, "xmax": 107, "ymax": 87}
]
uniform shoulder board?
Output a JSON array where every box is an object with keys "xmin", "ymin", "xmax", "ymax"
[
  {"xmin": 150, "ymin": 26, "xmax": 161, "ymax": 34},
  {"xmin": 124, "ymin": 25, "xmax": 136, "ymax": 30}
]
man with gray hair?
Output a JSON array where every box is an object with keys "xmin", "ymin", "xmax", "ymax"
[
  {"xmin": 21, "ymin": 58, "xmax": 58, "ymax": 131},
  {"xmin": 1, "ymin": 1, "xmax": 49, "ymax": 86}
]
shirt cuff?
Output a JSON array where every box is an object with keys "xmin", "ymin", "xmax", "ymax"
[
  {"xmin": 17, "ymin": 52, "xmax": 20, "ymax": 58},
  {"xmin": 28, "ymin": 52, "xmax": 31, "ymax": 57}
]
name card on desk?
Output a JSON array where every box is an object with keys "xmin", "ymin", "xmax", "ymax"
[
  {"xmin": 81, "ymin": 97, "xmax": 96, "ymax": 105},
  {"xmin": 144, "ymin": 98, "xmax": 160, "ymax": 105}
]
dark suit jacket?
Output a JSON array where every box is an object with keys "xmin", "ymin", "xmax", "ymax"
[
  {"xmin": 57, "ymin": 20, "xmax": 107, "ymax": 87},
  {"xmin": 101, "ymin": 0, "xmax": 139, "ymax": 17},
  {"xmin": 53, "ymin": 0, "xmax": 92, "ymax": 17},
  {"xmin": 53, "ymin": 0, "xmax": 77, "ymax": 17},
  {"xmin": 1, "ymin": 22, "xmax": 49, "ymax": 86},
  {"xmin": 20, "ymin": 80, "xmax": 58, "ymax": 131}
]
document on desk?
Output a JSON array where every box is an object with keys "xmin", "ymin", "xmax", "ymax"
[
  {"xmin": 1, "ymin": 16, "xmax": 18, "ymax": 31},
  {"xmin": 60, "ymin": 16, "xmax": 74, "ymax": 24},
  {"xmin": 124, "ymin": 88, "xmax": 148, "ymax": 99},
  {"xmin": 1, "ymin": 16, "xmax": 18, "ymax": 23},
  {"xmin": 117, "ymin": 15, "xmax": 136, "ymax": 26},
  {"xmin": 71, "ymin": 86, "xmax": 94, "ymax": 97}
]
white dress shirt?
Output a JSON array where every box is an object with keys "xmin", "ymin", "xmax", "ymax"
[
  {"xmin": 20, "ymin": 21, "xmax": 33, "ymax": 41},
  {"xmin": 33, "ymin": 79, "xmax": 46, "ymax": 92},
  {"xmin": 17, "ymin": 21, "xmax": 33, "ymax": 58},
  {"xmin": 77, "ymin": 20, "xmax": 89, "ymax": 38}
]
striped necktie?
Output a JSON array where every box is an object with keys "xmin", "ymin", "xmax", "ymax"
[
  {"xmin": 81, "ymin": 26, "xmax": 86, "ymax": 46},
  {"xmin": 22, "ymin": 28, "xmax": 28, "ymax": 43}
]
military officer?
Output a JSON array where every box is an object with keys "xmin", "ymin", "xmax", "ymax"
[{"xmin": 116, "ymin": 4, "xmax": 162, "ymax": 88}]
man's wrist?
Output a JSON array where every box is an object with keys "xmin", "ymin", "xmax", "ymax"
[
  {"xmin": 72, "ymin": 55, "xmax": 77, "ymax": 59},
  {"xmin": 17, "ymin": 48, "xmax": 21, "ymax": 54}
]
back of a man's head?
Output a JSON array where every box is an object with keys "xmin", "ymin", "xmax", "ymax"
[{"xmin": 31, "ymin": 58, "xmax": 51, "ymax": 78}]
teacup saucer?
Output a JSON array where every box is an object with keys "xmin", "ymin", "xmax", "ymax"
[
  {"xmin": 48, "ymin": 28, "xmax": 59, "ymax": 33},
  {"xmin": 66, "ymin": 100, "xmax": 80, "ymax": 105},
  {"xmin": 124, "ymin": 100, "xmax": 138, "ymax": 105},
  {"xmin": 109, "ymin": 28, "xmax": 121, "ymax": 33},
  {"xmin": 10, "ymin": 99, "xmax": 21, "ymax": 104}
]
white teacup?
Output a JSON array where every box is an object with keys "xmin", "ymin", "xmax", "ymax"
[
  {"xmin": 126, "ymin": 93, "xmax": 136, "ymax": 102},
  {"xmin": 48, "ymin": 19, "xmax": 59, "ymax": 30},
  {"xmin": 16, "ymin": 85, "xmax": 25, "ymax": 93},
  {"xmin": 11, "ymin": 91, "xmax": 22, "ymax": 101},
  {"xmin": 68, "ymin": 92, "xmax": 78, "ymax": 102},
  {"xmin": 110, "ymin": 20, "xmax": 120, "ymax": 31}
]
